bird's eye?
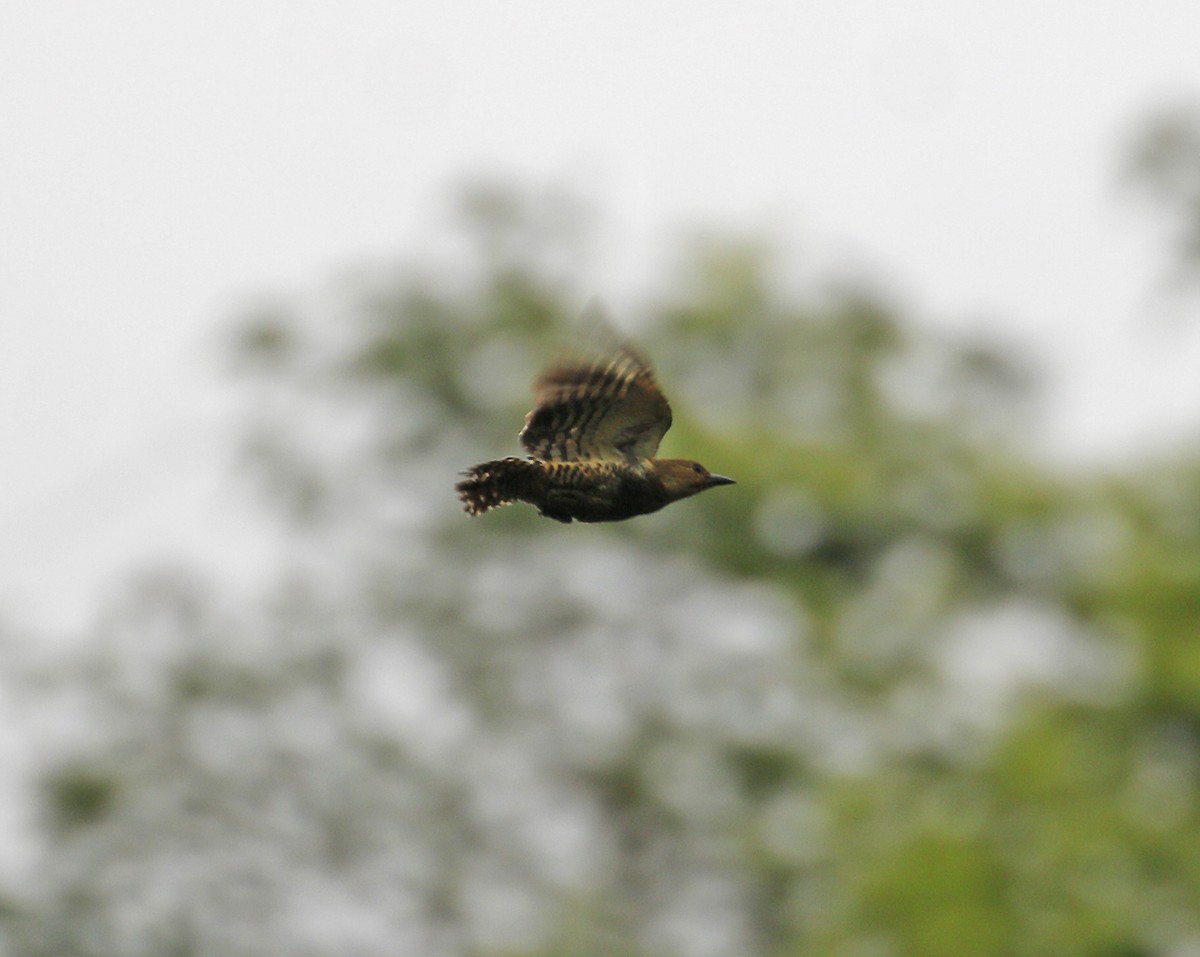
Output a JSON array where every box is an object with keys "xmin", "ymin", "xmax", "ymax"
[{"xmin": 692, "ymin": 463, "xmax": 704, "ymax": 474}]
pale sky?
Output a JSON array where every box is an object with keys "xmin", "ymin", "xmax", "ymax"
[{"xmin": 4, "ymin": 1, "xmax": 1200, "ymax": 630}]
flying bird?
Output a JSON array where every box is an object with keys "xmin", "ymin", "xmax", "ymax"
[{"xmin": 456, "ymin": 338, "xmax": 735, "ymax": 523}]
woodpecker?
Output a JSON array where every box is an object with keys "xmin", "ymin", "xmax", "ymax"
[{"xmin": 456, "ymin": 341, "xmax": 735, "ymax": 523}]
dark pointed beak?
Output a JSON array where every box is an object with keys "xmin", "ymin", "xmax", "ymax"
[{"xmin": 706, "ymin": 474, "xmax": 736, "ymax": 487}]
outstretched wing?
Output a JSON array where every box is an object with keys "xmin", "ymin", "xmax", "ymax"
[{"xmin": 519, "ymin": 345, "xmax": 673, "ymax": 463}]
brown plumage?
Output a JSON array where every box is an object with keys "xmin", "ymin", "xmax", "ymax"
[{"xmin": 456, "ymin": 341, "xmax": 734, "ymax": 523}]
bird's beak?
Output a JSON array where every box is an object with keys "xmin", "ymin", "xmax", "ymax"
[{"xmin": 706, "ymin": 474, "xmax": 736, "ymax": 487}]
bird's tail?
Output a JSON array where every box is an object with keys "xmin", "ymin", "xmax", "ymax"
[{"xmin": 455, "ymin": 458, "xmax": 543, "ymax": 516}]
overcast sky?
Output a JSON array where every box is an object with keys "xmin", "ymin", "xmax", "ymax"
[{"xmin": 4, "ymin": 1, "xmax": 1200, "ymax": 629}]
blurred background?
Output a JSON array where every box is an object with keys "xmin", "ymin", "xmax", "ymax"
[{"xmin": 5, "ymin": 3, "xmax": 1200, "ymax": 956}]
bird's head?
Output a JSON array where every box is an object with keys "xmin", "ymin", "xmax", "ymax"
[{"xmin": 655, "ymin": 459, "xmax": 737, "ymax": 502}]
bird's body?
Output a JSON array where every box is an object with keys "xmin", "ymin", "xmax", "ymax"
[
  {"xmin": 456, "ymin": 337, "xmax": 734, "ymax": 523},
  {"xmin": 458, "ymin": 456, "xmax": 695, "ymax": 523}
]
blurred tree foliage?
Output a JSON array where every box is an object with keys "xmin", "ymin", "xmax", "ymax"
[
  {"xmin": 1125, "ymin": 101, "xmax": 1200, "ymax": 296},
  {"xmin": 3, "ymin": 165, "xmax": 1200, "ymax": 957}
]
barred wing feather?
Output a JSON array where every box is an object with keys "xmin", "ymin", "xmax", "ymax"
[{"xmin": 519, "ymin": 346, "xmax": 673, "ymax": 463}]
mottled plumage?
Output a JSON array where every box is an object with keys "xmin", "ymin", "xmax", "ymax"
[{"xmin": 456, "ymin": 339, "xmax": 734, "ymax": 523}]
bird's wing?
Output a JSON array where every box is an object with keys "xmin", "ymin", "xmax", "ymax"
[{"xmin": 519, "ymin": 345, "xmax": 673, "ymax": 463}]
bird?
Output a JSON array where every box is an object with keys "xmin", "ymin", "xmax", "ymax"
[{"xmin": 456, "ymin": 337, "xmax": 735, "ymax": 523}]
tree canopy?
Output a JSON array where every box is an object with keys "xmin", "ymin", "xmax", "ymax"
[{"xmin": 3, "ymin": 135, "xmax": 1200, "ymax": 957}]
